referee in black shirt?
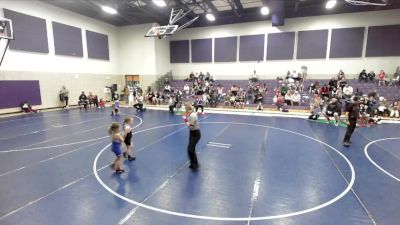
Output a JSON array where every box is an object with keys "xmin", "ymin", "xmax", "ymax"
[{"xmin": 343, "ymin": 96, "xmax": 360, "ymax": 147}]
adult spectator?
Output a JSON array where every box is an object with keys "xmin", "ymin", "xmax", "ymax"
[
  {"xmin": 276, "ymin": 94, "xmax": 285, "ymax": 111},
  {"xmin": 343, "ymin": 97, "xmax": 360, "ymax": 147},
  {"xmin": 328, "ymin": 77, "xmax": 337, "ymax": 91},
  {"xmin": 88, "ymin": 92, "xmax": 95, "ymax": 107},
  {"xmin": 78, "ymin": 91, "xmax": 89, "ymax": 109},
  {"xmin": 378, "ymin": 97, "xmax": 389, "ymax": 116},
  {"xmin": 284, "ymin": 91, "xmax": 293, "ymax": 106},
  {"xmin": 59, "ymin": 85, "xmax": 69, "ymax": 109},
  {"xmin": 292, "ymin": 91, "xmax": 301, "ymax": 106},
  {"xmin": 338, "ymin": 69, "xmax": 345, "ymax": 80},
  {"xmin": 205, "ymin": 72, "xmax": 211, "ymax": 81},
  {"xmin": 168, "ymin": 96, "xmax": 176, "ymax": 113},
  {"xmin": 378, "ymin": 70, "xmax": 386, "ymax": 86},
  {"xmin": 367, "ymin": 70, "xmax": 375, "ymax": 82},
  {"xmin": 389, "ymin": 100, "xmax": 399, "ymax": 118},
  {"xmin": 323, "ymin": 98, "xmax": 342, "ymax": 126},
  {"xmin": 164, "ymin": 84, "xmax": 171, "ymax": 93},
  {"xmin": 343, "ymin": 84, "xmax": 353, "ymax": 99},
  {"xmin": 359, "ymin": 69, "xmax": 367, "ymax": 82}
]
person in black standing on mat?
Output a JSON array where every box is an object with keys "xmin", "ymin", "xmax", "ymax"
[
  {"xmin": 343, "ymin": 96, "xmax": 360, "ymax": 147},
  {"xmin": 183, "ymin": 103, "xmax": 201, "ymax": 170}
]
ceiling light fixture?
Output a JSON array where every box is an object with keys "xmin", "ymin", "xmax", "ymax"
[
  {"xmin": 152, "ymin": 0, "xmax": 167, "ymax": 7},
  {"xmin": 101, "ymin": 5, "xmax": 118, "ymax": 15},
  {"xmin": 206, "ymin": 13, "xmax": 215, "ymax": 21},
  {"xmin": 326, "ymin": 0, "xmax": 337, "ymax": 9},
  {"xmin": 260, "ymin": 6, "xmax": 270, "ymax": 15}
]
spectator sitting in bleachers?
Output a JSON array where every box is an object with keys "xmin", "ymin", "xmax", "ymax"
[
  {"xmin": 21, "ymin": 101, "xmax": 39, "ymax": 113},
  {"xmin": 280, "ymin": 83, "xmax": 289, "ymax": 96},
  {"xmin": 378, "ymin": 70, "xmax": 386, "ymax": 86},
  {"xmin": 338, "ymin": 78, "xmax": 347, "ymax": 90},
  {"xmin": 164, "ymin": 84, "xmax": 171, "ymax": 93},
  {"xmin": 389, "ymin": 100, "xmax": 399, "ymax": 119},
  {"xmin": 323, "ymin": 98, "xmax": 341, "ymax": 126},
  {"xmin": 183, "ymin": 84, "xmax": 190, "ymax": 95},
  {"xmin": 292, "ymin": 91, "xmax": 301, "ymax": 106},
  {"xmin": 78, "ymin": 91, "xmax": 89, "ymax": 109},
  {"xmin": 367, "ymin": 70, "xmax": 375, "ymax": 82},
  {"xmin": 189, "ymin": 72, "xmax": 195, "ymax": 81},
  {"xmin": 343, "ymin": 84, "xmax": 353, "ymax": 99},
  {"xmin": 378, "ymin": 97, "xmax": 389, "ymax": 116},
  {"xmin": 275, "ymin": 94, "xmax": 285, "ymax": 111},
  {"xmin": 354, "ymin": 88, "xmax": 363, "ymax": 97},
  {"xmin": 320, "ymin": 84, "xmax": 329, "ymax": 99},
  {"xmin": 199, "ymin": 72, "xmax": 205, "ymax": 81},
  {"xmin": 205, "ymin": 72, "xmax": 211, "ymax": 81},
  {"xmin": 359, "ymin": 69, "xmax": 368, "ymax": 82},
  {"xmin": 309, "ymin": 81, "xmax": 320, "ymax": 94},
  {"xmin": 294, "ymin": 81, "xmax": 304, "ymax": 92},
  {"xmin": 328, "ymin": 77, "xmax": 337, "ymax": 91},
  {"xmin": 284, "ymin": 91, "xmax": 293, "ymax": 106}
]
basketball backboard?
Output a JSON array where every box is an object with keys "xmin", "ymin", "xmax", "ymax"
[{"xmin": 0, "ymin": 17, "xmax": 13, "ymax": 40}]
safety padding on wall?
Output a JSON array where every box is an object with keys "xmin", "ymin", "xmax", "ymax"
[{"xmin": 0, "ymin": 80, "xmax": 42, "ymax": 109}]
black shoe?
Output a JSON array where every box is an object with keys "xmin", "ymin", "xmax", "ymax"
[
  {"xmin": 128, "ymin": 156, "xmax": 136, "ymax": 161},
  {"xmin": 343, "ymin": 142, "xmax": 350, "ymax": 147},
  {"xmin": 189, "ymin": 164, "xmax": 199, "ymax": 170}
]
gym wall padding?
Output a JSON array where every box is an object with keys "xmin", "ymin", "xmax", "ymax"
[
  {"xmin": 170, "ymin": 40, "xmax": 190, "ymax": 63},
  {"xmin": 191, "ymin": 38, "xmax": 212, "ymax": 63},
  {"xmin": 239, "ymin": 34, "xmax": 265, "ymax": 61},
  {"xmin": 266, "ymin": 32, "xmax": 295, "ymax": 60},
  {"xmin": 214, "ymin": 36, "xmax": 237, "ymax": 62},
  {"xmin": 366, "ymin": 24, "xmax": 400, "ymax": 57},
  {"xmin": 3, "ymin": 9, "xmax": 49, "ymax": 54},
  {"xmin": 86, "ymin": 30, "xmax": 109, "ymax": 60},
  {"xmin": 0, "ymin": 80, "xmax": 42, "ymax": 109},
  {"xmin": 52, "ymin": 21, "xmax": 83, "ymax": 57},
  {"xmin": 330, "ymin": 27, "xmax": 365, "ymax": 58},
  {"xmin": 297, "ymin": 29, "xmax": 329, "ymax": 59}
]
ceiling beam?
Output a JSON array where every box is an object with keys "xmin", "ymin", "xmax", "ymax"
[
  {"xmin": 203, "ymin": 0, "xmax": 218, "ymax": 13},
  {"xmin": 227, "ymin": 0, "xmax": 242, "ymax": 18}
]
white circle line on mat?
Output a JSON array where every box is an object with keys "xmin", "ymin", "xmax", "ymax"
[
  {"xmin": 364, "ymin": 137, "xmax": 400, "ymax": 183},
  {"xmin": 0, "ymin": 114, "xmax": 143, "ymax": 153},
  {"xmin": 93, "ymin": 121, "xmax": 355, "ymax": 221}
]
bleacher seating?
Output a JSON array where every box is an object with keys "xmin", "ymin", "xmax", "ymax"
[{"xmin": 170, "ymin": 78, "xmax": 399, "ymax": 111}]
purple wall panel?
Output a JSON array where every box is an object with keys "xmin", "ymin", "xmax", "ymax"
[
  {"xmin": 191, "ymin": 39, "xmax": 212, "ymax": 62},
  {"xmin": 0, "ymin": 81, "xmax": 42, "ymax": 109},
  {"xmin": 297, "ymin": 29, "xmax": 328, "ymax": 59},
  {"xmin": 266, "ymin": 32, "xmax": 294, "ymax": 60},
  {"xmin": 214, "ymin": 36, "xmax": 237, "ymax": 62},
  {"xmin": 239, "ymin": 34, "xmax": 264, "ymax": 61},
  {"xmin": 86, "ymin": 30, "xmax": 109, "ymax": 60},
  {"xmin": 53, "ymin": 22, "xmax": 83, "ymax": 57},
  {"xmin": 3, "ymin": 9, "xmax": 49, "ymax": 53},
  {"xmin": 170, "ymin": 40, "xmax": 189, "ymax": 63},
  {"xmin": 330, "ymin": 27, "xmax": 364, "ymax": 58},
  {"xmin": 366, "ymin": 24, "xmax": 400, "ymax": 57}
]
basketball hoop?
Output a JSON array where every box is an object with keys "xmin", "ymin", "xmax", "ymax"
[
  {"xmin": 144, "ymin": 8, "xmax": 199, "ymax": 38},
  {"xmin": 0, "ymin": 17, "xmax": 14, "ymax": 67}
]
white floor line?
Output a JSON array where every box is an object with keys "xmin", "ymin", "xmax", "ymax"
[
  {"xmin": 0, "ymin": 115, "xmax": 111, "ymax": 141},
  {"xmin": 310, "ymin": 129, "xmax": 377, "ymax": 225},
  {"xmin": 206, "ymin": 144, "xmax": 230, "ymax": 148},
  {"xmin": 0, "ymin": 163, "xmax": 110, "ymax": 221},
  {"xmin": 246, "ymin": 128, "xmax": 269, "ymax": 225},
  {"xmin": 0, "ymin": 141, "xmax": 105, "ymax": 177},
  {"xmin": 0, "ymin": 114, "xmax": 143, "ymax": 153},
  {"xmin": 118, "ymin": 161, "xmax": 191, "ymax": 225},
  {"xmin": 208, "ymin": 142, "xmax": 231, "ymax": 146}
]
